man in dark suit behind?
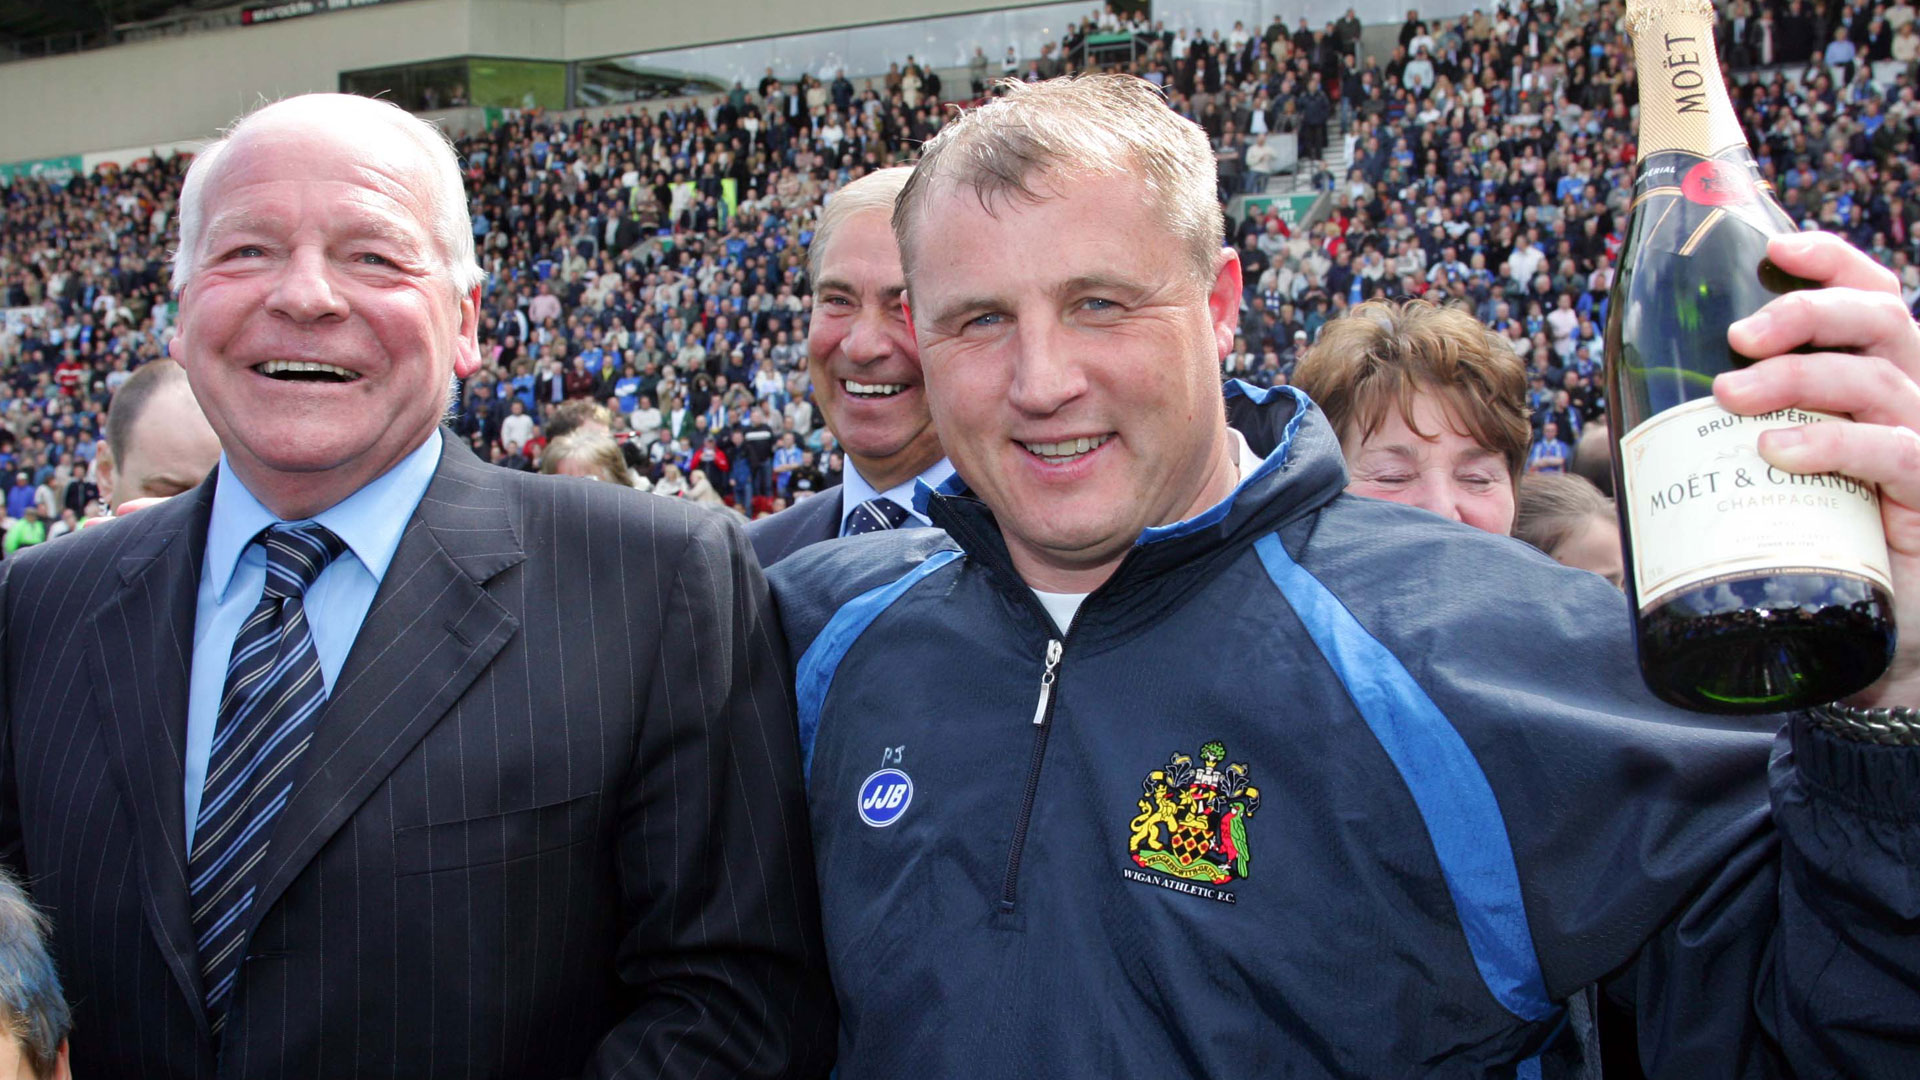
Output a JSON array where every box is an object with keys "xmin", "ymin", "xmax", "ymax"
[
  {"xmin": 747, "ymin": 167, "xmax": 950, "ymax": 567},
  {"xmin": 0, "ymin": 93, "xmax": 832, "ymax": 1078}
]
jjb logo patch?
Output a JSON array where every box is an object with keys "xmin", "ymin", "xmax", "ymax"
[
  {"xmin": 1121, "ymin": 740, "xmax": 1260, "ymax": 904},
  {"xmin": 858, "ymin": 748, "xmax": 913, "ymax": 827}
]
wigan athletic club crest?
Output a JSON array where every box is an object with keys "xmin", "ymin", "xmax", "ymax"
[{"xmin": 1121, "ymin": 741, "xmax": 1260, "ymax": 904}]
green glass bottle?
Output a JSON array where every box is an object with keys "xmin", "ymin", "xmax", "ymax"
[{"xmin": 1605, "ymin": 0, "xmax": 1895, "ymax": 713}]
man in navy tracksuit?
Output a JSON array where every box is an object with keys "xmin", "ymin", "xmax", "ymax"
[{"xmin": 766, "ymin": 76, "xmax": 1920, "ymax": 1077}]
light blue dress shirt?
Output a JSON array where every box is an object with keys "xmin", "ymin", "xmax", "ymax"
[
  {"xmin": 838, "ymin": 457, "xmax": 955, "ymax": 537},
  {"xmin": 183, "ymin": 433, "xmax": 443, "ymax": 852}
]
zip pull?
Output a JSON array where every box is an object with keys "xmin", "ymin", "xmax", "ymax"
[{"xmin": 1030, "ymin": 638, "xmax": 1063, "ymax": 726}]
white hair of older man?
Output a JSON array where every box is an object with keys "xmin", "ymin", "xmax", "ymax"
[
  {"xmin": 807, "ymin": 165, "xmax": 914, "ymax": 283},
  {"xmin": 170, "ymin": 93, "xmax": 486, "ymax": 297},
  {"xmin": 893, "ymin": 75, "xmax": 1224, "ymax": 286}
]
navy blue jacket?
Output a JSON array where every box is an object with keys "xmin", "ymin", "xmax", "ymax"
[{"xmin": 767, "ymin": 382, "xmax": 1920, "ymax": 1078}]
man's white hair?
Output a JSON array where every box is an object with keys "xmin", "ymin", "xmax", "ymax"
[
  {"xmin": 170, "ymin": 93, "xmax": 485, "ymax": 296},
  {"xmin": 893, "ymin": 75, "xmax": 1224, "ymax": 286},
  {"xmin": 808, "ymin": 166, "xmax": 913, "ymax": 282}
]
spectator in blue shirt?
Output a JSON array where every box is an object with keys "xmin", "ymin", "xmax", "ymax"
[
  {"xmin": 727, "ymin": 429, "xmax": 755, "ymax": 509},
  {"xmin": 614, "ymin": 370, "xmax": 642, "ymax": 415},
  {"xmin": 5, "ymin": 473, "xmax": 34, "ymax": 521},
  {"xmin": 509, "ymin": 366, "xmax": 537, "ymax": 411},
  {"xmin": 771, "ymin": 432, "xmax": 803, "ymax": 498},
  {"xmin": 1528, "ymin": 421, "xmax": 1571, "ymax": 474},
  {"xmin": 1826, "ymin": 27, "xmax": 1859, "ymax": 83}
]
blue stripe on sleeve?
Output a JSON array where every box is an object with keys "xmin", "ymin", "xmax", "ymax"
[
  {"xmin": 794, "ymin": 550, "xmax": 961, "ymax": 784},
  {"xmin": 1254, "ymin": 532, "xmax": 1556, "ymax": 1022}
]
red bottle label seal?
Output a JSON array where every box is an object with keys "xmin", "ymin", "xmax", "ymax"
[{"xmin": 1681, "ymin": 160, "xmax": 1753, "ymax": 206}]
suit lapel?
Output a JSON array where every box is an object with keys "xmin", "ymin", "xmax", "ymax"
[
  {"xmin": 247, "ymin": 434, "xmax": 525, "ymax": 932},
  {"xmin": 784, "ymin": 486, "xmax": 842, "ymax": 562},
  {"xmin": 85, "ymin": 479, "xmax": 217, "ymax": 1033}
]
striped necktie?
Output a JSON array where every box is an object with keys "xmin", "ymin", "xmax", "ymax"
[
  {"xmin": 843, "ymin": 496, "xmax": 911, "ymax": 536},
  {"xmin": 189, "ymin": 522, "xmax": 348, "ymax": 1033}
]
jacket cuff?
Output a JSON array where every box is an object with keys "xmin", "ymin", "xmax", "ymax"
[{"xmin": 1792, "ymin": 713, "xmax": 1920, "ymax": 822}]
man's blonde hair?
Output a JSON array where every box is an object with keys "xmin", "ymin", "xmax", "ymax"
[
  {"xmin": 893, "ymin": 75, "xmax": 1223, "ymax": 285},
  {"xmin": 809, "ymin": 166, "xmax": 913, "ymax": 282}
]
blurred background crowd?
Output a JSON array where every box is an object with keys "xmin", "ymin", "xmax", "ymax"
[{"xmin": 3, "ymin": 0, "xmax": 1917, "ymax": 543}]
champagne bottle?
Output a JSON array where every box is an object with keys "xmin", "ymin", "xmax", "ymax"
[{"xmin": 1605, "ymin": 0, "xmax": 1895, "ymax": 714}]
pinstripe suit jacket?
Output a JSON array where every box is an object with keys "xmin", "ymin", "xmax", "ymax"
[{"xmin": 0, "ymin": 431, "xmax": 834, "ymax": 1078}]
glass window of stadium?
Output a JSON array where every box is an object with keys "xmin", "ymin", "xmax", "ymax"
[
  {"xmin": 573, "ymin": 0, "xmax": 1089, "ymax": 109},
  {"xmin": 342, "ymin": 58, "xmax": 566, "ymax": 112},
  {"xmin": 1153, "ymin": 0, "xmax": 1477, "ymax": 30}
]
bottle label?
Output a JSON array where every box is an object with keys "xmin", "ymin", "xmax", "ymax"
[{"xmin": 1619, "ymin": 397, "xmax": 1893, "ymax": 613}]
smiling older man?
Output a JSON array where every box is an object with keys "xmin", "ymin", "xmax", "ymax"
[
  {"xmin": 746, "ymin": 166, "xmax": 951, "ymax": 566},
  {"xmin": 0, "ymin": 93, "xmax": 831, "ymax": 1077},
  {"xmin": 766, "ymin": 75, "xmax": 1920, "ymax": 1077}
]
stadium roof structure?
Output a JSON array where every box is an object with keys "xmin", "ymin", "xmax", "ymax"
[{"xmin": 0, "ymin": 0, "xmax": 240, "ymax": 56}]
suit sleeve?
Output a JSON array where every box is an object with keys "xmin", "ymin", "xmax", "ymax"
[
  {"xmin": 584, "ymin": 509, "xmax": 835, "ymax": 1079},
  {"xmin": 0, "ymin": 556, "xmax": 20, "ymax": 879}
]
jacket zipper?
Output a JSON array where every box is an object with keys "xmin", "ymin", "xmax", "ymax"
[{"xmin": 1000, "ymin": 636, "xmax": 1064, "ymax": 913}]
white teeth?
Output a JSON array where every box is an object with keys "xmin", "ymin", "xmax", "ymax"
[
  {"xmin": 258, "ymin": 360, "xmax": 359, "ymax": 380},
  {"xmin": 1021, "ymin": 434, "xmax": 1112, "ymax": 463},
  {"xmin": 844, "ymin": 380, "xmax": 905, "ymax": 397}
]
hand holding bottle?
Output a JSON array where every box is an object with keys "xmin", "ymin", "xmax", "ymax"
[{"xmin": 1717, "ymin": 231, "xmax": 1920, "ymax": 708}]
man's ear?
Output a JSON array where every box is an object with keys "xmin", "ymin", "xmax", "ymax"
[
  {"xmin": 1208, "ymin": 247, "xmax": 1245, "ymax": 361},
  {"xmin": 453, "ymin": 285, "xmax": 483, "ymax": 379},
  {"xmin": 94, "ymin": 440, "xmax": 117, "ymax": 509}
]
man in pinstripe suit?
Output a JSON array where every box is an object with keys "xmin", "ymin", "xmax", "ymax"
[{"xmin": 0, "ymin": 94, "xmax": 832, "ymax": 1078}]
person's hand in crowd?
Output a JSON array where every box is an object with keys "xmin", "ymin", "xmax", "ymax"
[
  {"xmin": 111, "ymin": 496, "xmax": 172, "ymax": 518},
  {"xmin": 1718, "ymin": 231, "xmax": 1920, "ymax": 706},
  {"xmin": 74, "ymin": 495, "xmax": 175, "ymax": 529}
]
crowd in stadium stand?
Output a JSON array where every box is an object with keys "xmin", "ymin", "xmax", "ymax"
[{"xmin": 4, "ymin": 0, "xmax": 1920, "ymax": 536}]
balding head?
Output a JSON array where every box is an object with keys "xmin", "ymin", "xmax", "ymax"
[
  {"xmin": 98, "ymin": 360, "xmax": 221, "ymax": 511},
  {"xmin": 171, "ymin": 93, "xmax": 482, "ymax": 297}
]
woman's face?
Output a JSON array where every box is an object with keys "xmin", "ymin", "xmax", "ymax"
[{"xmin": 1342, "ymin": 393, "xmax": 1517, "ymax": 536}]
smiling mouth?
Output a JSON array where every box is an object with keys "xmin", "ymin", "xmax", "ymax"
[
  {"xmin": 1020, "ymin": 434, "xmax": 1113, "ymax": 466},
  {"xmin": 843, "ymin": 379, "xmax": 907, "ymax": 399},
  {"xmin": 255, "ymin": 360, "xmax": 362, "ymax": 384}
]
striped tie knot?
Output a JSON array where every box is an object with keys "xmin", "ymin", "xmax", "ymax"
[
  {"xmin": 261, "ymin": 523, "xmax": 348, "ymax": 601},
  {"xmin": 844, "ymin": 496, "xmax": 912, "ymax": 536}
]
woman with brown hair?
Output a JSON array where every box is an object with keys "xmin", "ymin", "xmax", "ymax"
[{"xmin": 1293, "ymin": 298, "xmax": 1532, "ymax": 536}]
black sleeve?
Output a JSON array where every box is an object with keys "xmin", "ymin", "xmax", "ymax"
[
  {"xmin": 1586, "ymin": 717, "xmax": 1920, "ymax": 1079},
  {"xmin": 585, "ymin": 510, "xmax": 835, "ymax": 1079},
  {"xmin": 1325, "ymin": 503, "xmax": 1920, "ymax": 1078},
  {"xmin": 0, "ymin": 557, "xmax": 19, "ymax": 881}
]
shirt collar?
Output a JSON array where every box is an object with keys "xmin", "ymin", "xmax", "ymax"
[
  {"xmin": 204, "ymin": 431, "xmax": 445, "ymax": 603},
  {"xmin": 1227, "ymin": 426, "xmax": 1265, "ymax": 481},
  {"xmin": 840, "ymin": 457, "xmax": 956, "ymax": 533}
]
